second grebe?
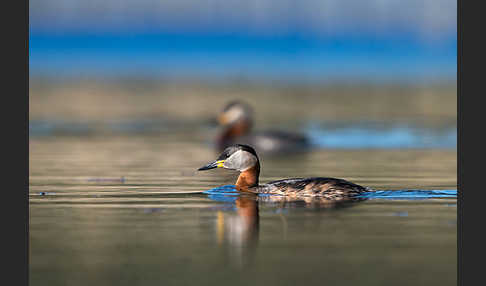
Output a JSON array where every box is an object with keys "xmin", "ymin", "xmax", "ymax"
[
  {"xmin": 216, "ymin": 101, "xmax": 311, "ymax": 154},
  {"xmin": 198, "ymin": 144, "xmax": 370, "ymax": 200}
]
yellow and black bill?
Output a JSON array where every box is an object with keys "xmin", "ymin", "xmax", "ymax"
[{"xmin": 197, "ymin": 160, "xmax": 225, "ymax": 171}]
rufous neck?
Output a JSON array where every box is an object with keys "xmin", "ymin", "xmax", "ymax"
[
  {"xmin": 217, "ymin": 119, "xmax": 252, "ymax": 145},
  {"xmin": 235, "ymin": 163, "xmax": 260, "ymax": 191}
]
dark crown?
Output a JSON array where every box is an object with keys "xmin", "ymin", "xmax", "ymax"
[
  {"xmin": 217, "ymin": 144, "xmax": 258, "ymax": 160},
  {"xmin": 222, "ymin": 100, "xmax": 252, "ymax": 113}
]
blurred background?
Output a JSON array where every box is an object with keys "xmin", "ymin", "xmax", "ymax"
[
  {"xmin": 29, "ymin": 0, "xmax": 457, "ymax": 145},
  {"xmin": 30, "ymin": 0, "xmax": 456, "ymax": 78}
]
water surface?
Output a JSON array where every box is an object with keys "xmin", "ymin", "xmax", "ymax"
[{"xmin": 30, "ymin": 132, "xmax": 456, "ymax": 286}]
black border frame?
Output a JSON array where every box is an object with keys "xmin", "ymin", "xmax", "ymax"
[
  {"xmin": 6, "ymin": 0, "xmax": 29, "ymax": 285},
  {"xmin": 458, "ymin": 0, "xmax": 486, "ymax": 285},
  {"xmin": 18, "ymin": 0, "xmax": 480, "ymax": 285},
  {"xmin": 457, "ymin": 0, "xmax": 462, "ymax": 284}
]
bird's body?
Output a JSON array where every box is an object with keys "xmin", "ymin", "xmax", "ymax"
[
  {"xmin": 216, "ymin": 101, "xmax": 311, "ymax": 154},
  {"xmin": 254, "ymin": 177, "xmax": 370, "ymax": 199},
  {"xmin": 220, "ymin": 130, "xmax": 310, "ymax": 155},
  {"xmin": 198, "ymin": 144, "xmax": 370, "ymax": 199}
]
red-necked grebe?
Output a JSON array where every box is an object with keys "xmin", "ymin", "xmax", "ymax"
[
  {"xmin": 198, "ymin": 144, "xmax": 370, "ymax": 200},
  {"xmin": 216, "ymin": 101, "xmax": 311, "ymax": 154}
]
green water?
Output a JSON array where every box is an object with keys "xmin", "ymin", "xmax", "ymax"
[{"xmin": 29, "ymin": 132, "xmax": 456, "ymax": 286}]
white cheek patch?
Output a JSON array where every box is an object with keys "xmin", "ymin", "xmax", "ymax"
[
  {"xmin": 225, "ymin": 107, "xmax": 245, "ymax": 122},
  {"xmin": 223, "ymin": 150, "xmax": 257, "ymax": 171}
]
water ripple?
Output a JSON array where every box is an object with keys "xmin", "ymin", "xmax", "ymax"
[
  {"xmin": 204, "ymin": 185, "xmax": 457, "ymax": 203},
  {"xmin": 358, "ymin": 189, "xmax": 457, "ymax": 199}
]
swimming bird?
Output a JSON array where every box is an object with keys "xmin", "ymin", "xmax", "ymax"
[
  {"xmin": 198, "ymin": 144, "xmax": 370, "ymax": 200},
  {"xmin": 216, "ymin": 101, "xmax": 311, "ymax": 154}
]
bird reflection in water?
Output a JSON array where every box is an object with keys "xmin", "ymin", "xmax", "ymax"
[
  {"xmin": 216, "ymin": 194, "xmax": 259, "ymax": 268},
  {"xmin": 214, "ymin": 193, "xmax": 366, "ymax": 268}
]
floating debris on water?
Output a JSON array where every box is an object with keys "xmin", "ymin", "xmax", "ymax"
[{"xmin": 39, "ymin": 192, "xmax": 54, "ymax": 196}]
